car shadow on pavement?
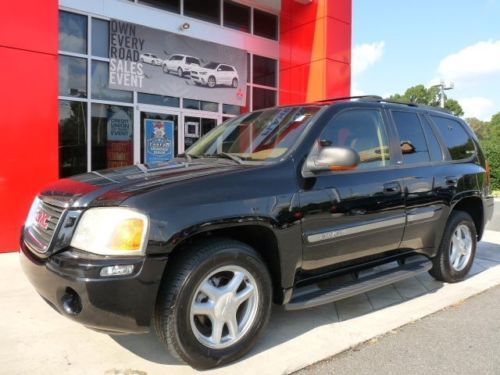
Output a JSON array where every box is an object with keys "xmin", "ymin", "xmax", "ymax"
[
  {"xmin": 109, "ymin": 241, "xmax": 499, "ymax": 367},
  {"xmin": 110, "ymin": 330, "xmax": 182, "ymax": 365}
]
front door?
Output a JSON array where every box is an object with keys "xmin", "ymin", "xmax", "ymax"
[{"xmin": 300, "ymin": 107, "xmax": 406, "ymax": 272}]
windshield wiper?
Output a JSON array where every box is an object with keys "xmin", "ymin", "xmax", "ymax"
[
  {"xmin": 204, "ymin": 152, "xmax": 243, "ymax": 164},
  {"xmin": 183, "ymin": 153, "xmax": 201, "ymax": 161}
]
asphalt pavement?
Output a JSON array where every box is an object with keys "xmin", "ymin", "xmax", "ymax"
[{"xmin": 296, "ymin": 284, "xmax": 500, "ymax": 375}]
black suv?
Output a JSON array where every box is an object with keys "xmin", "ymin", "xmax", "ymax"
[{"xmin": 21, "ymin": 96, "xmax": 494, "ymax": 369}]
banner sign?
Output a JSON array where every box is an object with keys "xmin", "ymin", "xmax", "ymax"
[
  {"xmin": 144, "ymin": 119, "xmax": 175, "ymax": 164},
  {"xmin": 109, "ymin": 19, "xmax": 247, "ymax": 106}
]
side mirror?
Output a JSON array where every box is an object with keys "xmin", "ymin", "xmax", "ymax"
[{"xmin": 305, "ymin": 146, "xmax": 360, "ymax": 175}]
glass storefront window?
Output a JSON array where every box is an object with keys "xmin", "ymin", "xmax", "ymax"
[
  {"xmin": 201, "ymin": 101, "xmax": 218, "ymax": 112},
  {"xmin": 139, "ymin": 0, "xmax": 180, "ymax": 13},
  {"xmin": 183, "ymin": 98, "xmax": 200, "ymax": 110},
  {"xmin": 59, "ymin": 55, "xmax": 87, "ymax": 98},
  {"xmin": 253, "ymin": 55, "xmax": 277, "ymax": 87},
  {"xmin": 59, "ymin": 11, "xmax": 87, "ymax": 54},
  {"xmin": 138, "ymin": 93, "xmax": 180, "ymax": 107},
  {"xmin": 91, "ymin": 61, "xmax": 133, "ymax": 102},
  {"xmin": 223, "ymin": 104, "xmax": 241, "ymax": 115},
  {"xmin": 223, "ymin": 1, "xmax": 250, "ymax": 33},
  {"xmin": 252, "ymin": 87, "xmax": 276, "ymax": 110},
  {"xmin": 91, "ymin": 18, "xmax": 109, "ymax": 58},
  {"xmin": 253, "ymin": 9, "xmax": 278, "ymax": 40},
  {"xmin": 184, "ymin": 0, "xmax": 220, "ymax": 25},
  {"xmin": 91, "ymin": 104, "xmax": 134, "ymax": 170},
  {"xmin": 59, "ymin": 100, "xmax": 87, "ymax": 177}
]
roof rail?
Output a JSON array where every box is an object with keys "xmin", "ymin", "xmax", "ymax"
[
  {"xmin": 379, "ymin": 99, "xmax": 452, "ymax": 114},
  {"xmin": 316, "ymin": 95, "xmax": 452, "ymax": 114},
  {"xmin": 315, "ymin": 95, "xmax": 383, "ymax": 103}
]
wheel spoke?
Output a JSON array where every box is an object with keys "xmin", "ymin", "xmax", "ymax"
[
  {"xmin": 200, "ymin": 280, "xmax": 220, "ymax": 300},
  {"xmin": 235, "ymin": 284, "xmax": 255, "ymax": 306},
  {"xmin": 210, "ymin": 318, "xmax": 224, "ymax": 345},
  {"xmin": 191, "ymin": 301, "xmax": 214, "ymax": 317},
  {"xmin": 226, "ymin": 315, "xmax": 239, "ymax": 339},
  {"xmin": 226, "ymin": 271, "xmax": 245, "ymax": 293},
  {"xmin": 453, "ymin": 253, "xmax": 462, "ymax": 268}
]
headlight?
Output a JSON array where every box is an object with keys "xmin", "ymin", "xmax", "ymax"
[
  {"xmin": 70, "ymin": 207, "xmax": 149, "ymax": 256},
  {"xmin": 200, "ymin": 71, "xmax": 208, "ymax": 75}
]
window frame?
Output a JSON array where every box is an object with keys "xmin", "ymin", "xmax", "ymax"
[
  {"xmin": 389, "ymin": 109, "xmax": 432, "ymax": 166},
  {"xmin": 304, "ymin": 107, "xmax": 397, "ymax": 176},
  {"xmin": 427, "ymin": 114, "xmax": 477, "ymax": 163}
]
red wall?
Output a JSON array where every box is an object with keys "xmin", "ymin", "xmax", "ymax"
[
  {"xmin": 0, "ymin": 1, "xmax": 59, "ymax": 251},
  {"xmin": 280, "ymin": 0, "xmax": 352, "ymax": 104}
]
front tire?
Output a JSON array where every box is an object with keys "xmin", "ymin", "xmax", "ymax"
[
  {"xmin": 208, "ymin": 76, "xmax": 216, "ymax": 88},
  {"xmin": 177, "ymin": 67, "xmax": 184, "ymax": 77},
  {"xmin": 429, "ymin": 210, "xmax": 477, "ymax": 283},
  {"xmin": 154, "ymin": 239, "xmax": 272, "ymax": 369},
  {"xmin": 232, "ymin": 78, "xmax": 238, "ymax": 88}
]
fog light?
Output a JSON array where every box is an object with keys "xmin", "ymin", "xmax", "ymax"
[{"xmin": 100, "ymin": 265, "xmax": 134, "ymax": 277}]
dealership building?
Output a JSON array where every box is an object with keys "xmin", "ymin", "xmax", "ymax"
[{"xmin": 0, "ymin": 0, "xmax": 351, "ymax": 251}]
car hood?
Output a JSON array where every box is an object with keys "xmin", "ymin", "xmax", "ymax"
[{"xmin": 38, "ymin": 159, "xmax": 248, "ymax": 208}]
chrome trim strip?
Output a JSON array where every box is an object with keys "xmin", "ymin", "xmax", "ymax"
[
  {"xmin": 307, "ymin": 216, "xmax": 406, "ymax": 244},
  {"xmin": 407, "ymin": 208, "xmax": 438, "ymax": 223}
]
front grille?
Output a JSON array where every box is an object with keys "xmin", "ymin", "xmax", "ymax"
[{"xmin": 24, "ymin": 199, "xmax": 65, "ymax": 255}]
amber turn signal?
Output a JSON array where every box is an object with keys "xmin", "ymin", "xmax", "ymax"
[{"xmin": 108, "ymin": 218, "xmax": 145, "ymax": 251}]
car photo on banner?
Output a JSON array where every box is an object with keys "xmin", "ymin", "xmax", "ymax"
[{"xmin": 191, "ymin": 62, "xmax": 239, "ymax": 88}]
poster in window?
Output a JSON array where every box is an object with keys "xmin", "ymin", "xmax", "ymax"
[
  {"xmin": 106, "ymin": 107, "xmax": 133, "ymax": 168},
  {"xmin": 144, "ymin": 119, "xmax": 174, "ymax": 164}
]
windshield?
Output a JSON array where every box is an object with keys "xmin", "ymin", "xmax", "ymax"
[
  {"xmin": 204, "ymin": 62, "xmax": 219, "ymax": 69},
  {"xmin": 187, "ymin": 106, "xmax": 322, "ymax": 161}
]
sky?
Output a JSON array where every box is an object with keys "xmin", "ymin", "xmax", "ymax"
[{"xmin": 352, "ymin": 0, "xmax": 500, "ymax": 120}]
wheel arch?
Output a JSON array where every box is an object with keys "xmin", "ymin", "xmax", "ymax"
[
  {"xmin": 164, "ymin": 222, "xmax": 286, "ymax": 304},
  {"xmin": 451, "ymin": 195, "xmax": 484, "ymax": 240}
]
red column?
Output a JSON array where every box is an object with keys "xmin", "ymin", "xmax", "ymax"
[
  {"xmin": 0, "ymin": 1, "xmax": 59, "ymax": 251},
  {"xmin": 280, "ymin": 0, "xmax": 351, "ymax": 104}
]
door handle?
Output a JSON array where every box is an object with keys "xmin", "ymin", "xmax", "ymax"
[{"xmin": 383, "ymin": 182, "xmax": 401, "ymax": 195}]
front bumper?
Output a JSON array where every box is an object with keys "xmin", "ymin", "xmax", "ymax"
[{"xmin": 20, "ymin": 244, "xmax": 168, "ymax": 334}]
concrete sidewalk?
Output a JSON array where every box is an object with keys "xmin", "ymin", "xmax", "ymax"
[{"xmin": 1, "ymin": 230, "xmax": 499, "ymax": 375}]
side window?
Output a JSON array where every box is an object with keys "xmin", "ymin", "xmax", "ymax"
[
  {"xmin": 320, "ymin": 109, "xmax": 391, "ymax": 169},
  {"xmin": 392, "ymin": 111, "xmax": 430, "ymax": 164},
  {"xmin": 430, "ymin": 116, "xmax": 475, "ymax": 160},
  {"xmin": 420, "ymin": 115, "xmax": 444, "ymax": 161}
]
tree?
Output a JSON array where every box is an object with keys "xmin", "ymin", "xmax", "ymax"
[
  {"xmin": 387, "ymin": 84, "xmax": 464, "ymax": 116},
  {"xmin": 465, "ymin": 117, "xmax": 489, "ymax": 140},
  {"xmin": 490, "ymin": 112, "xmax": 500, "ymax": 139}
]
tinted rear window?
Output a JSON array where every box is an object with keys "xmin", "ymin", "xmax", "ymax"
[
  {"xmin": 392, "ymin": 111, "xmax": 430, "ymax": 164},
  {"xmin": 430, "ymin": 116, "xmax": 475, "ymax": 160}
]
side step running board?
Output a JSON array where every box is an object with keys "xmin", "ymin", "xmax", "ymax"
[{"xmin": 285, "ymin": 255, "xmax": 432, "ymax": 311}]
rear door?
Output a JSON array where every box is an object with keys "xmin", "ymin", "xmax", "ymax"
[
  {"xmin": 300, "ymin": 107, "xmax": 406, "ymax": 272},
  {"xmin": 389, "ymin": 110, "xmax": 448, "ymax": 251}
]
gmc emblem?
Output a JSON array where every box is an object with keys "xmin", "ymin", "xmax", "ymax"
[{"xmin": 35, "ymin": 211, "xmax": 51, "ymax": 230}]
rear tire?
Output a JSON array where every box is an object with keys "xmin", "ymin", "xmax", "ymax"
[
  {"xmin": 154, "ymin": 239, "xmax": 272, "ymax": 369},
  {"xmin": 429, "ymin": 210, "xmax": 477, "ymax": 283}
]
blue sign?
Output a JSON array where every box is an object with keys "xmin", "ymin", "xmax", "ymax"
[{"xmin": 144, "ymin": 119, "xmax": 174, "ymax": 163}]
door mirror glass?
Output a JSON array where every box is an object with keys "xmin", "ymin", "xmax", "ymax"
[{"xmin": 306, "ymin": 146, "xmax": 360, "ymax": 173}]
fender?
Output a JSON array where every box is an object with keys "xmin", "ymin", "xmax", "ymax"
[{"xmin": 153, "ymin": 214, "xmax": 303, "ymax": 292}]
